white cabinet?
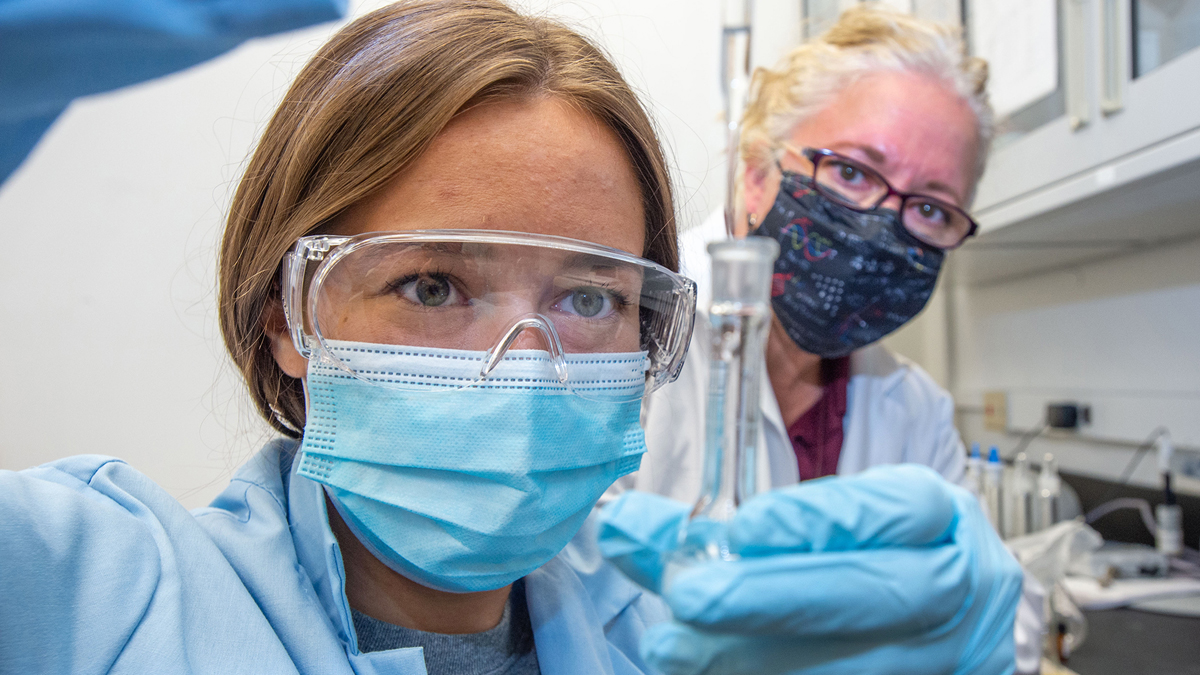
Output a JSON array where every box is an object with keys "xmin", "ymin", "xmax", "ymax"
[{"xmin": 960, "ymin": 0, "xmax": 1200, "ymax": 284}]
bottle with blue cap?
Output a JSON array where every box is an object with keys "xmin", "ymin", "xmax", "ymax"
[{"xmin": 983, "ymin": 445, "xmax": 1004, "ymax": 534}]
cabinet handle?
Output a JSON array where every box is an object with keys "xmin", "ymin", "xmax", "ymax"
[
  {"xmin": 1065, "ymin": 0, "xmax": 1091, "ymax": 131},
  {"xmin": 1100, "ymin": 0, "xmax": 1129, "ymax": 115}
]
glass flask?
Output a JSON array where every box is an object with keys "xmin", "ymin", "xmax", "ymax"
[{"xmin": 667, "ymin": 237, "xmax": 779, "ymax": 577}]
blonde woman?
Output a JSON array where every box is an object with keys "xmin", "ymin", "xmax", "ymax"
[
  {"xmin": 632, "ymin": 4, "xmax": 985, "ymax": 506},
  {"xmin": 602, "ymin": 5, "xmax": 1029, "ymax": 674},
  {"xmin": 1, "ymin": 2, "xmax": 1018, "ymax": 674}
]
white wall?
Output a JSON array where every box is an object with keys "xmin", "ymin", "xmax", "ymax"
[
  {"xmin": 0, "ymin": 0, "xmax": 802, "ymax": 508},
  {"xmin": 886, "ymin": 233, "xmax": 1200, "ymax": 497},
  {"xmin": 0, "ymin": 23, "xmax": 341, "ymax": 508},
  {"xmin": 883, "ymin": 230, "xmax": 1200, "ymax": 497},
  {"xmin": 948, "ymin": 235, "xmax": 1200, "ymax": 496}
]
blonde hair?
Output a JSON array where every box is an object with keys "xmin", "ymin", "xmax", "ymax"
[
  {"xmin": 219, "ymin": 0, "xmax": 677, "ymax": 437},
  {"xmin": 741, "ymin": 4, "xmax": 992, "ymax": 184}
]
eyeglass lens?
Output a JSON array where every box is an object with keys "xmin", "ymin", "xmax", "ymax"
[{"xmin": 810, "ymin": 154, "xmax": 973, "ymax": 248}]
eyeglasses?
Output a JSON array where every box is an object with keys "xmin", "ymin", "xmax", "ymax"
[
  {"xmin": 282, "ymin": 230, "xmax": 697, "ymax": 401},
  {"xmin": 781, "ymin": 145, "xmax": 978, "ymax": 249}
]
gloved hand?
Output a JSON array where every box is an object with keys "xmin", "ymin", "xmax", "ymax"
[{"xmin": 597, "ymin": 464, "xmax": 1023, "ymax": 675}]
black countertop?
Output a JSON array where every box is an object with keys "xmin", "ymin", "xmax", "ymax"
[{"xmin": 1067, "ymin": 608, "xmax": 1200, "ymax": 674}]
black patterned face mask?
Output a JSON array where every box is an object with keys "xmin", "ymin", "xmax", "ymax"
[{"xmin": 752, "ymin": 172, "xmax": 944, "ymax": 358}]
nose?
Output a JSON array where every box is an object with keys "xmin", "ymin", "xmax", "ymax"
[
  {"xmin": 508, "ymin": 326, "xmax": 555, "ymax": 351},
  {"xmin": 480, "ymin": 315, "xmax": 568, "ymax": 383},
  {"xmin": 880, "ymin": 194, "xmax": 903, "ymax": 212}
]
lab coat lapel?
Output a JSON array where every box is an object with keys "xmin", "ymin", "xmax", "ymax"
[
  {"xmin": 290, "ymin": 451, "xmax": 357, "ymax": 649},
  {"xmin": 289, "ymin": 453, "xmax": 430, "ymax": 673},
  {"xmin": 525, "ymin": 555, "xmax": 618, "ymax": 675}
]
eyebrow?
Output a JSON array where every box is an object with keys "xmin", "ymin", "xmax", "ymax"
[
  {"xmin": 559, "ymin": 252, "xmax": 637, "ymax": 281},
  {"xmin": 828, "ymin": 142, "xmax": 966, "ymax": 207}
]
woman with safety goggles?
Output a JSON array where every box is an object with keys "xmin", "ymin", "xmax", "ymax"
[
  {"xmin": 0, "ymin": 1, "xmax": 1018, "ymax": 673},
  {"xmin": 3, "ymin": 1, "xmax": 682, "ymax": 671}
]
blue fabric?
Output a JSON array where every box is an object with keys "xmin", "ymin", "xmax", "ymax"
[
  {"xmin": 0, "ymin": 0, "xmax": 345, "ymax": 181},
  {"xmin": 598, "ymin": 464, "xmax": 1024, "ymax": 675},
  {"xmin": 0, "ymin": 440, "xmax": 668, "ymax": 674},
  {"xmin": 295, "ymin": 344, "xmax": 647, "ymax": 593}
]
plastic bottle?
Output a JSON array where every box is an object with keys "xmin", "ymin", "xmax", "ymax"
[
  {"xmin": 1037, "ymin": 453, "xmax": 1061, "ymax": 531},
  {"xmin": 1006, "ymin": 452, "xmax": 1033, "ymax": 539},
  {"xmin": 1155, "ymin": 432, "xmax": 1183, "ymax": 556},
  {"xmin": 965, "ymin": 442, "xmax": 984, "ymax": 497},
  {"xmin": 983, "ymin": 445, "xmax": 1003, "ymax": 534}
]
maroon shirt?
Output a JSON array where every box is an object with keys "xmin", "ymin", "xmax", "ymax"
[{"xmin": 786, "ymin": 356, "xmax": 851, "ymax": 481}]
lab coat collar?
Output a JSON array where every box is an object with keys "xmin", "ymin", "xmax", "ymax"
[
  {"xmin": 287, "ymin": 448, "xmax": 357, "ymax": 651},
  {"xmin": 287, "ymin": 448, "xmax": 428, "ymax": 672},
  {"xmin": 849, "ymin": 342, "xmax": 906, "ymax": 387},
  {"xmin": 755, "ymin": 341, "xmax": 911, "ymax": 488}
]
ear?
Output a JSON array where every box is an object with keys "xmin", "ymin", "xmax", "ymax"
[
  {"xmin": 263, "ymin": 300, "xmax": 309, "ymax": 380},
  {"xmin": 739, "ymin": 162, "xmax": 772, "ymax": 237}
]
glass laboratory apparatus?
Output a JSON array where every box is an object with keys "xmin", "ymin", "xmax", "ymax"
[
  {"xmin": 1036, "ymin": 453, "xmax": 1061, "ymax": 531},
  {"xmin": 663, "ymin": 0, "xmax": 774, "ymax": 579},
  {"xmin": 667, "ymin": 237, "xmax": 779, "ymax": 574},
  {"xmin": 1006, "ymin": 452, "xmax": 1034, "ymax": 539},
  {"xmin": 719, "ymin": 0, "xmax": 752, "ymax": 233}
]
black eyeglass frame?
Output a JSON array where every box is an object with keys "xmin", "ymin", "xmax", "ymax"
[{"xmin": 785, "ymin": 146, "xmax": 979, "ymax": 250}]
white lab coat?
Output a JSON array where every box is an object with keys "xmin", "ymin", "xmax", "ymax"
[
  {"xmin": 614, "ymin": 209, "xmax": 1043, "ymax": 675},
  {"xmin": 612, "ymin": 209, "xmax": 965, "ymax": 503}
]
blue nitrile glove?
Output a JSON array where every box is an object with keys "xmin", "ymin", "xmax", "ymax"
[
  {"xmin": 1, "ymin": 0, "xmax": 346, "ymax": 181},
  {"xmin": 597, "ymin": 464, "xmax": 1023, "ymax": 675}
]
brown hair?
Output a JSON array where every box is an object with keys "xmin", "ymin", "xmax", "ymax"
[
  {"xmin": 742, "ymin": 4, "xmax": 992, "ymax": 189},
  {"xmin": 220, "ymin": 0, "xmax": 677, "ymax": 436}
]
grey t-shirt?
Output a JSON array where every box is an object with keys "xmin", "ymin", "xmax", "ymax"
[{"xmin": 351, "ymin": 579, "xmax": 540, "ymax": 675}]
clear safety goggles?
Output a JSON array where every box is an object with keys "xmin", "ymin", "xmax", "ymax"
[{"xmin": 282, "ymin": 230, "xmax": 697, "ymax": 401}]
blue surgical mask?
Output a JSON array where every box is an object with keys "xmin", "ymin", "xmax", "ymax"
[{"xmin": 295, "ymin": 340, "xmax": 648, "ymax": 593}]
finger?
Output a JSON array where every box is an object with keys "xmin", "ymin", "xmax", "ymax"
[
  {"xmin": 730, "ymin": 464, "xmax": 957, "ymax": 556},
  {"xmin": 640, "ymin": 621, "xmax": 870, "ymax": 675},
  {"xmin": 663, "ymin": 544, "xmax": 969, "ymax": 637},
  {"xmin": 596, "ymin": 490, "xmax": 691, "ymax": 593}
]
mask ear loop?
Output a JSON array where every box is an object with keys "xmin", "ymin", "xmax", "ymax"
[{"xmin": 481, "ymin": 315, "xmax": 570, "ymax": 386}]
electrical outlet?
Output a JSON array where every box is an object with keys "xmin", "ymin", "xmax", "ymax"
[
  {"xmin": 1047, "ymin": 402, "xmax": 1091, "ymax": 429},
  {"xmin": 1182, "ymin": 452, "xmax": 1200, "ymax": 480},
  {"xmin": 983, "ymin": 391, "xmax": 1008, "ymax": 431}
]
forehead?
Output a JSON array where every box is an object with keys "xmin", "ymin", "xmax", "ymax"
[
  {"xmin": 789, "ymin": 70, "xmax": 980, "ymax": 202},
  {"xmin": 334, "ymin": 97, "xmax": 646, "ymax": 257}
]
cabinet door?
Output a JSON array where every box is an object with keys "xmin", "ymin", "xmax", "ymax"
[
  {"xmin": 1132, "ymin": 0, "xmax": 1200, "ymax": 78},
  {"xmin": 974, "ymin": 0, "xmax": 1200, "ymax": 231},
  {"xmin": 967, "ymin": 0, "xmax": 1065, "ymax": 153}
]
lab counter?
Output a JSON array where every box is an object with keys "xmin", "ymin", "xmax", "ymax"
[{"xmin": 1068, "ymin": 608, "xmax": 1200, "ymax": 674}]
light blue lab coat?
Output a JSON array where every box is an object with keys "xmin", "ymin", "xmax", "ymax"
[
  {"xmin": 0, "ymin": 0, "xmax": 345, "ymax": 182},
  {"xmin": 0, "ymin": 439, "xmax": 668, "ymax": 674}
]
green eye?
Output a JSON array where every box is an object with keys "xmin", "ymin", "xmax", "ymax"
[
  {"xmin": 415, "ymin": 277, "xmax": 452, "ymax": 306},
  {"xmin": 571, "ymin": 288, "xmax": 608, "ymax": 317}
]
